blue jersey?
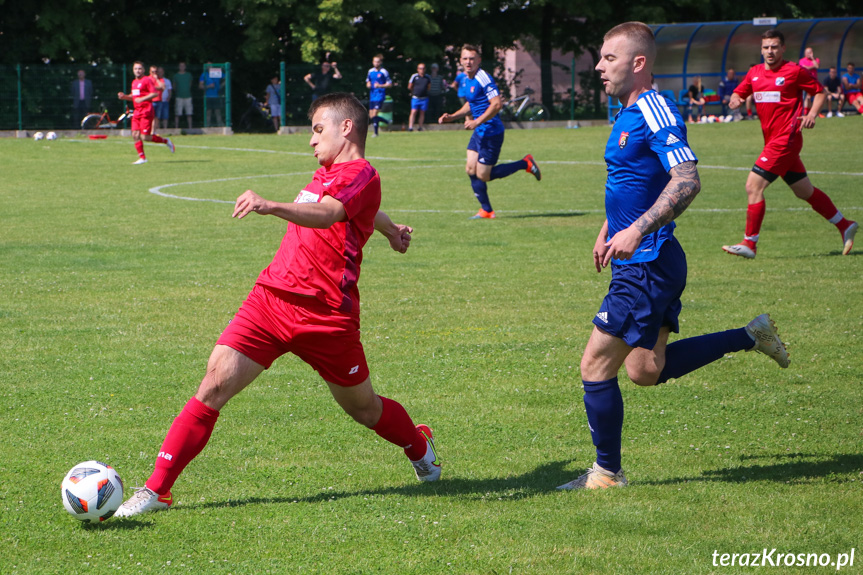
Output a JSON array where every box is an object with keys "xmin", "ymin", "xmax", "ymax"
[
  {"xmin": 367, "ymin": 68, "xmax": 391, "ymax": 102},
  {"xmin": 605, "ymin": 90, "xmax": 697, "ymax": 264},
  {"xmin": 455, "ymin": 72, "xmax": 469, "ymax": 97},
  {"xmin": 465, "ymin": 68, "xmax": 504, "ymax": 137}
]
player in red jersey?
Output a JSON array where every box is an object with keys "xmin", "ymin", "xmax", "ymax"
[
  {"xmin": 721, "ymin": 30, "xmax": 857, "ymax": 258},
  {"xmin": 115, "ymin": 93, "xmax": 440, "ymax": 518},
  {"xmin": 117, "ymin": 61, "xmax": 174, "ymax": 165}
]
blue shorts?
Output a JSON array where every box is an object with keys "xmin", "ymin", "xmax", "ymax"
[
  {"xmin": 468, "ymin": 131, "xmax": 504, "ymax": 165},
  {"xmin": 593, "ymin": 237, "xmax": 686, "ymax": 349},
  {"xmin": 411, "ymin": 97, "xmax": 429, "ymax": 111},
  {"xmin": 369, "ymin": 99, "xmax": 383, "ymax": 111},
  {"xmin": 154, "ymin": 101, "xmax": 169, "ymax": 121}
]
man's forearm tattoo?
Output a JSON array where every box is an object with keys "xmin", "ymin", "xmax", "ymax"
[{"xmin": 633, "ymin": 161, "xmax": 701, "ymax": 236}]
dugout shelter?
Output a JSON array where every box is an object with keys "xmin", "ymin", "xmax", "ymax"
[{"xmin": 609, "ymin": 17, "xmax": 863, "ymax": 122}]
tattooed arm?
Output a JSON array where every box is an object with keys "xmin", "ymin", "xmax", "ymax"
[{"xmin": 600, "ymin": 161, "xmax": 700, "ymax": 267}]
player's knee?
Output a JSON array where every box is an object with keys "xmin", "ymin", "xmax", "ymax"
[
  {"xmin": 343, "ymin": 404, "xmax": 379, "ymax": 428},
  {"xmin": 629, "ymin": 369, "xmax": 660, "ymax": 386}
]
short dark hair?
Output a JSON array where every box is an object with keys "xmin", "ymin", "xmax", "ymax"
[
  {"xmin": 604, "ymin": 22, "xmax": 656, "ymax": 65},
  {"xmin": 308, "ymin": 92, "xmax": 369, "ymax": 143},
  {"xmin": 133, "ymin": 60, "xmax": 144, "ymax": 67},
  {"xmin": 761, "ymin": 29, "xmax": 785, "ymax": 45},
  {"xmin": 461, "ymin": 44, "xmax": 480, "ymax": 55}
]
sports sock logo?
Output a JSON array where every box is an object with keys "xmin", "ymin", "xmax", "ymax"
[{"xmin": 157, "ymin": 451, "xmax": 174, "ymax": 461}]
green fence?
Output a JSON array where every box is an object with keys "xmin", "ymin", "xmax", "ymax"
[
  {"xmin": 0, "ymin": 63, "xmax": 232, "ymax": 131},
  {"xmin": 2, "ymin": 59, "xmax": 592, "ymax": 132}
]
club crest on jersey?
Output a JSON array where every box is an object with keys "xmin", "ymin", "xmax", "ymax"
[
  {"xmin": 618, "ymin": 131, "xmax": 629, "ymax": 149},
  {"xmin": 775, "ymin": 77, "xmax": 785, "ymax": 86}
]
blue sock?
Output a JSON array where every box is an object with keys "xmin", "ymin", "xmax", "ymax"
[
  {"xmin": 657, "ymin": 327, "xmax": 754, "ymax": 384},
  {"xmin": 469, "ymin": 175, "xmax": 493, "ymax": 212},
  {"xmin": 490, "ymin": 159, "xmax": 527, "ymax": 181},
  {"xmin": 582, "ymin": 377, "xmax": 623, "ymax": 473}
]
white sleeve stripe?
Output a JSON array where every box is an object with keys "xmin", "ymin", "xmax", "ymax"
[
  {"xmin": 637, "ymin": 92, "xmax": 678, "ymax": 133},
  {"xmin": 667, "ymin": 147, "xmax": 696, "ymax": 167},
  {"xmin": 637, "ymin": 98, "xmax": 661, "ymax": 132}
]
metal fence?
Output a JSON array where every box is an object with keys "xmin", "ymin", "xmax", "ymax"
[{"xmin": 1, "ymin": 57, "xmax": 593, "ymax": 132}]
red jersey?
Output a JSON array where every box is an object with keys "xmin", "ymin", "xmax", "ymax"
[
  {"xmin": 734, "ymin": 60, "xmax": 822, "ymax": 145},
  {"xmin": 256, "ymin": 159, "xmax": 381, "ymax": 315},
  {"xmin": 130, "ymin": 76, "xmax": 156, "ymax": 118}
]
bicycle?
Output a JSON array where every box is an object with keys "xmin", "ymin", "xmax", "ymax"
[
  {"xmin": 237, "ymin": 93, "xmax": 276, "ymax": 133},
  {"xmin": 81, "ymin": 105, "xmax": 131, "ymax": 129},
  {"xmin": 499, "ymin": 88, "xmax": 549, "ymax": 122}
]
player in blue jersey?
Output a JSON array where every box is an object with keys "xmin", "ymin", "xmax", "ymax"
[
  {"xmin": 438, "ymin": 45, "xmax": 541, "ymax": 219},
  {"xmin": 557, "ymin": 22, "xmax": 789, "ymax": 491},
  {"xmin": 366, "ymin": 54, "xmax": 393, "ymax": 137}
]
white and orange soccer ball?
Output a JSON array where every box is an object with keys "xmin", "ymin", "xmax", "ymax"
[
  {"xmin": 61, "ymin": 461, "xmax": 124, "ymax": 523},
  {"xmin": 33, "ymin": 132, "xmax": 44, "ymax": 141},
  {"xmin": 46, "ymin": 131, "xmax": 58, "ymax": 140}
]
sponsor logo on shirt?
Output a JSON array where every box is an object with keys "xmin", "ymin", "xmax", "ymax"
[
  {"xmin": 295, "ymin": 190, "xmax": 321, "ymax": 204},
  {"xmin": 775, "ymin": 77, "xmax": 785, "ymax": 86},
  {"xmin": 618, "ymin": 131, "xmax": 629, "ymax": 149},
  {"xmin": 131, "ymin": 89, "xmax": 141, "ymax": 96},
  {"xmin": 666, "ymin": 134, "xmax": 680, "ymax": 145},
  {"xmin": 754, "ymin": 91, "xmax": 781, "ymax": 103}
]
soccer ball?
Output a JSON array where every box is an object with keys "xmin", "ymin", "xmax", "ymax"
[
  {"xmin": 33, "ymin": 132, "xmax": 44, "ymax": 141},
  {"xmin": 46, "ymin": 131, "xmax": 57, "ymax": 140},
  {"xmin": 61, "ymin": 461, "xmax": 124, "ymax": 523}
]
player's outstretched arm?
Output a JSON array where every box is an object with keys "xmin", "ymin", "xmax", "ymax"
[
  {"xmin": 374, "ymin": 210, "xmax": 413, "ymax": 254},
  {"xmin": 233, "ymin": 190, "xmax": 346, "ymax": 228},
  {"xmin": 603, "ymin": 161, "xmax": 700, "ymax": 266},
  {"xmin": 439, "ymin": 101, "xmax": 471, "ymax": 124}
]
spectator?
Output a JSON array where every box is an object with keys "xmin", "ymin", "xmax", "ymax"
[
  {"xmin": 718, "ymin": 68, "xmax": 739, "ymax": 120},
  {"xmin": 70, "ymin": 69, "xmax": 93, "ymax": 128},
  {"xmin": 154, "ymin": 67, "xmax": 171, "ymax": 132},
  {"xmin": 841, "ymin": 62, "xmax": 862, "ymax": 114},
  {"xmin": 428, "ymin": 63, "xmax": 448, "ymax": 125},
  {"xmin": 265, "ymin": 76, "xmax": 282, "ymax": 131},
  {"xmin": 650, "ymin": 73, "xmax": 659, "ymax": 92},
  {"xmin": 199, "ymin": 62, "xmax": 224, "ymax": 127},
  {"xmin": 686, "ymin": 76, "xmax": 706, "ymax": 123},
  {"xmin": 408, "ymin": 63, "xmax": 431, "ymax": 132},
  {"xmin": 798, "ymin": 47, "xmax": 820, "ymax": 113},
  {"xmin": 823, "ymin": 66, "xmax": 845, "ymax": 118},
  {"xmin": 303, "ymin": 61, "xmax": 342, "ymax": 101},
  {"xmin": 173, "ymin": 62, "xmax": 194, "ymax": 129}
]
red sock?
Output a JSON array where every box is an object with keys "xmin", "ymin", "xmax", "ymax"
[
  {"xmin": 806, "ymin": 188, "xmax": 849, "ymax": 231},
  {"xmin": 743, "ymin": 200, "xmax": 766, "ymax": 249},
  {"xmin": 145, "ymin": 397, "xmax": 220, "ymax": 495},
  {"xmin": 372, "ymin": 396, "xmax": 426, "ymax": 460},
  {"xmin": 151, "ymin": 135, "xmax": 166, "ymax": 144},
  {"xmin": 134, "ymin": 140, "xmax": 145, "ymax": 159}
]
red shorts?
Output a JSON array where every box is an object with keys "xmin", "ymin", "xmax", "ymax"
[
  {"xmin": 131, "ymin": 114, "xmax": 154, "ymax": 135},
  {"xmin": 755, "ymin": 134, "xmax": 805, "ymax": 177},
  {"xmin": 216, "ymin": 284, "xmax": 369, "ymax": 386}
]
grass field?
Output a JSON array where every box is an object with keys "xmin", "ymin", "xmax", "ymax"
[{"xmin": 1, "ymin": 118, "xmax": 861, "ymax": 574}]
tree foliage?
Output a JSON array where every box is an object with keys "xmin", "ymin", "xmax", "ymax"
[{"xmin": 2, "ymin": 0, "xmax": 856, "ymax": 118}]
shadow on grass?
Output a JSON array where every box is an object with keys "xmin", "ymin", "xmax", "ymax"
[
  {"xmin": 507, "ymin": 211, "xmax": 586, "ymax": 219},
  {"xmin": 641, "ymin": 452, "xmax": 863, "ymax": 486},
  {"xmin": 179, "ymin": 459, "xmax": 576, "ymax": 512},
  {"xmin": 82, "ymin": 517, "xmax": 150, "ymax": 530}
]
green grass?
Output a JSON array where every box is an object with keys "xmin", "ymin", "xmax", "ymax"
[{"xmin": 1, "ymin": 120, "xmax": 861, "ymax": 574}]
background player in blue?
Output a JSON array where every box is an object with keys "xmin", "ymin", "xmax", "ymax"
[
  {"xmin": 438, "ymin": 45, "xmax": 541, "ymax": 219},
  {"xmin": 557, "ymin": 22, "xmax": 789, "ymax": 491},
  {"xmin": 366, "ymin": 54, "xmax": 392, "ymax": 137}
]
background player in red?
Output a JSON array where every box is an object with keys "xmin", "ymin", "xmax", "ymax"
[
  {"xmin": 117, "ymin": 61, "xmax": 174, "ymax": 165},
  {"xmin": 115, "ymin": 93, "xmax": 440, "ymax": 518},
  {"xmin": 722, "ymin": 30, "xmax": 857, "ymax": 259}
]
